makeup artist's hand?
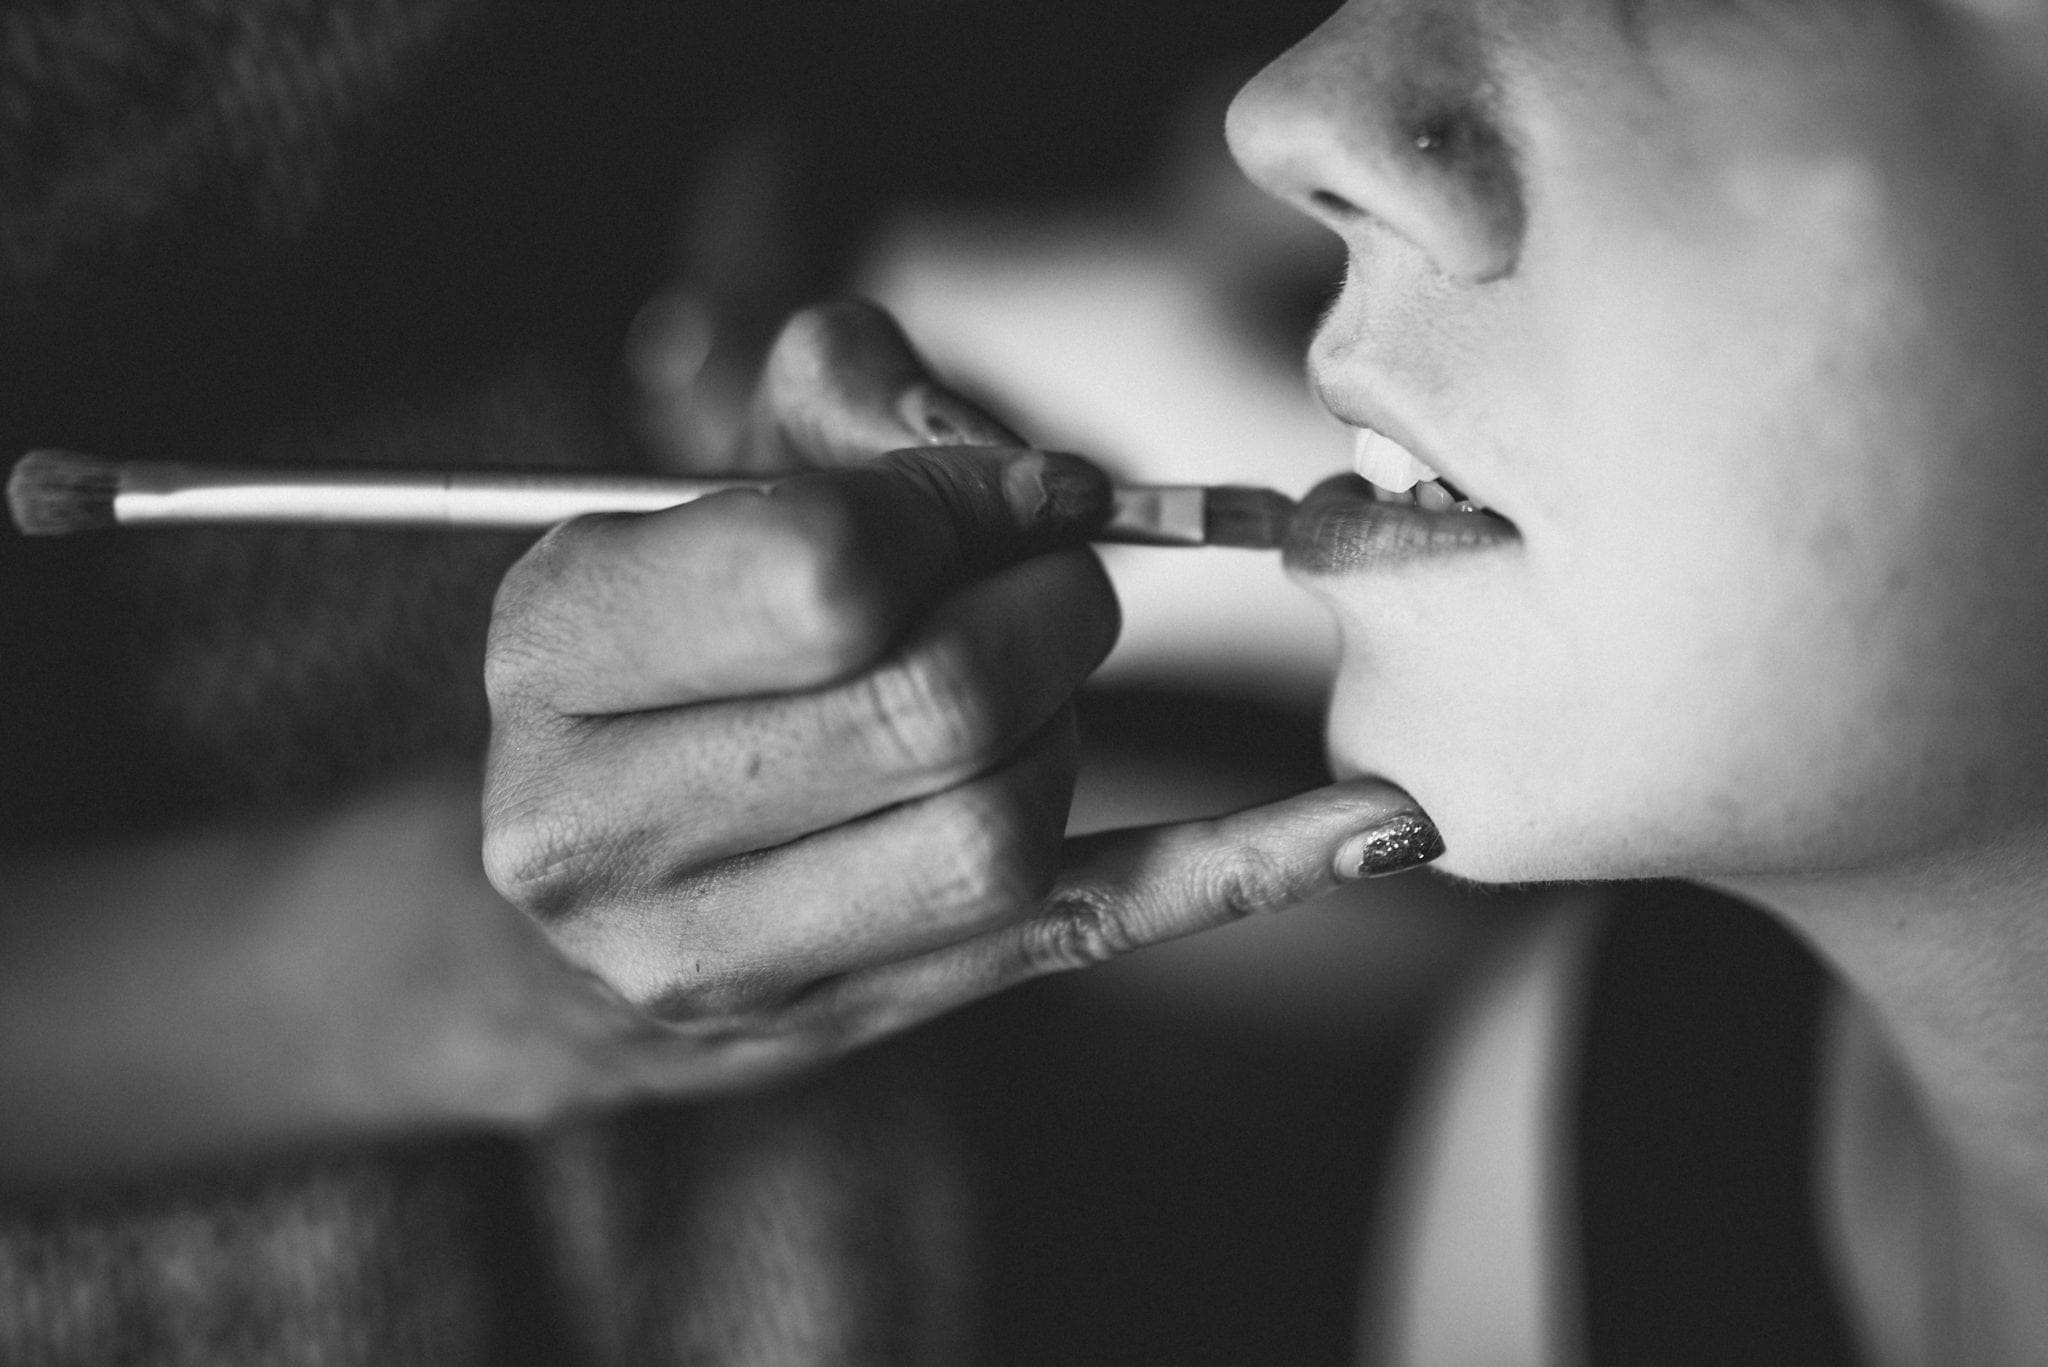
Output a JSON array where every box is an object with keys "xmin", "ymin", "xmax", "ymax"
[{"xmin": 481, "ymin": 300, "xmax": 1438, "ymax": 1096}]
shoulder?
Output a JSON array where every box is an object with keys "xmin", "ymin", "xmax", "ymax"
[{"xmin": 1365, "ymin": 884, "xmax": 1862, "ymax": 1367}]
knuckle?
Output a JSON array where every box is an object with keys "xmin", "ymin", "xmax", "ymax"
[
  {"xmin": 552, "ymin": 860, "xmax": 788, "ymax": 1018},
  {"xmin": 483, "ymin": 545, "xmax": 561, "ymax": 706},
  {"xmin": 482, "ymin": 619, "xmax": 564, "ymax": 715},
  {"xmin": 858, "ymin": 641, "xmax": 996, "ymax": 776},
  {"xmin": 480, "ymin": 785, "xmax": 619, "ymax": 921},
  {"xmin": 745, "ymin": 496, "xmax": 889, "ymax": 675},
  {"xmin": 1028, "ymin": 888, "xmax": 1138, "ymax": 973},
  {"xmin": 481, "ymin": 633, "xmax": 536, "ymax": 713},
  {"xmin": 483, "ymin": 520, "xmax": 607, "ymax": 710},
  {"xmin": 916, "ymin": 792, "xmax": 1040, "ymax": 917},
  {"xmin": 1201, "ymin": 842, "xmax": 1303, "ymax": 922},
  {"xmin": 643, "ymin": 953, "xmax": 805, "ymax": 1025}
]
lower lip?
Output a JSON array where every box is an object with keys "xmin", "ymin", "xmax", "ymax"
[{"xmin": 1283, "ymin": 475, "xmax": 1518, "ymax": 576}]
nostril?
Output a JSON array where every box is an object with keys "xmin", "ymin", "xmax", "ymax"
[
  {"xmin": 1309, "ymin": 188, "xmax": 1360, "ymax": 218},
  {"xmin": 1229, "ymin": 19, "xmax": 1526, "ymax": 283}
]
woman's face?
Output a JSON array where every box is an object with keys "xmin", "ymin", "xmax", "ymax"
[{"xmin": 1229, "ymin": 0, "xmax": 2048, "ymax": 883}]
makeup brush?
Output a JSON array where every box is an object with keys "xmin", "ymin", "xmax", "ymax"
[{"xmin": 7, "ymin": 451, "xmax": 1296, "ymax": 549}]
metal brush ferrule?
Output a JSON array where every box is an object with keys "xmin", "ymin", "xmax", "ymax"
[{"xmin": 1104, "ymin": 485, "xmax": 1205, "ymax": 546}]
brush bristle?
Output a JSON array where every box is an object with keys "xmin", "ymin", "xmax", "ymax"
[
  {"xmin": 1201, "ymin": 485, "xmax": 1296, "ymax": 550},
  {"xmin": 7, "ymin": 450, "xmax": 121, "ymax": 537}
]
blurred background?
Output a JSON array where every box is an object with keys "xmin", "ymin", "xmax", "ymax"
[{"xmin": 1, "ymin": 1, "xmax": 1541, "ymax": 1362}]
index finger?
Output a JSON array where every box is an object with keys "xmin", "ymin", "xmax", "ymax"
[
  {"xmin": 786, "ymin": 779, "xmax": 1442, "ymax": 1048},
  {"xmin": 487, "ymin": 444, "xmax": 1113, "ymax": 717}
]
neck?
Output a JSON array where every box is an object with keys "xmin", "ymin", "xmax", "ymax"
[{"xmin": 1721, "ymin": 836, "xmax": 2048, "ymax": 1364}]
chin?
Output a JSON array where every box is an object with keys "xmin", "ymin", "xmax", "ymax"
[
  {"xmin": 1324, "ymin": 730, "xmax": 1543, "ymax": 884},
  {"xmin": 1326, "ymin": 722, "xmax": 1714, "ymax": 888},
  {"xmin": 1410, "ymin": 801, "xmax": 1594, "ymax": 887},
  {"xmin": 1420, "ymin": 804, "xmax": 1695, "ymax": 888}
]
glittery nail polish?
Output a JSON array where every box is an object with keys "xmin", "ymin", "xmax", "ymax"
[{"xmin": 1337, "ymin": 811, "xmax": 1446, "ymax": 880}]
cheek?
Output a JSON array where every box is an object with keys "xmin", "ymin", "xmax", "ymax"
[
  {"xmin": 1311, "ymin": 24, "xmax": 2048, "ymax": 882},
  {"xmin": 1310, "ymin": 567, "xmax": 1629, "ymax": 878},
  {"xmin": 1310, "ymin": 357, "xmax": 1973, "ymax": 885},
  {"xmin": 1332, "ymin": 437, "xmax": 2042, "ymax": 884},
  {"xmin": 1314, "ymin": 560, "xmax": 1918, "ymax": 884}
]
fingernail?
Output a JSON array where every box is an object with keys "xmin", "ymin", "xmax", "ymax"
[
  {"xmin": 1002, "ymin": 450, "xmax": 1111, "ymax": 531},
  {"xmin": 1335, "ymin": 810, "xmax": 1445, "ymax": 880},
  {"xmin": 896, "ymin": 382, "xmax": 1018, "ymax": 446}
]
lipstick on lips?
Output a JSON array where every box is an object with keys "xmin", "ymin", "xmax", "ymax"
[{"xmin": 1284, "ymin": 425, "xmax": 1517, "ymax": 575}]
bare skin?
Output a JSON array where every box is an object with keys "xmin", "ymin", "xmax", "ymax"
[{"xmin": 1223, "ymin": 0, "xmax": 2048, "ymax": 1359}]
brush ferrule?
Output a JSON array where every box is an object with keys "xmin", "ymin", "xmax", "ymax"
[{"xmin": 1104, "ymin": 485, "xmax": 1206, "ymax": 546}]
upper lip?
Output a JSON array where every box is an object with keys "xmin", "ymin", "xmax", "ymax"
[{"xmin": 1309, "ymin": 374, "xmax": 1474, "ymax": 493}]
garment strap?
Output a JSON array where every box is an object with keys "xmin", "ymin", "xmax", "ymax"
[{"xmin": 1574, "ymin": 883, "xmax": 1861, "ymax": 1366}]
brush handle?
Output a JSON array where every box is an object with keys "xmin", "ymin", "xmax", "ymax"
[
  {"xmin": 114, "ymin": 464, "xmax": 753, "ymax": 529},
  {"xmin": 111, "ymin": 463, "xmax": 1211, "ymax": 544}
]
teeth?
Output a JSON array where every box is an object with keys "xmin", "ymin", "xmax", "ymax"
[
  {"xmin": 1349, "ymin": 426, "xmax": 1495, "ymax": 515},
  {"xmin": 1414, "ymin": 479, "xmax": 1455, "ymax": 513},
  {"xmin": 1352, "ymin": 428, "xmax": 1437, "ymax": 493}
]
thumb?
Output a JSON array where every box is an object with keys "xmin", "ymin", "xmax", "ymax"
[
  {"xmin": 742, "ymin": 298, "xmax": 1022, "ymax": 471},
  {"xmin": 1021, "ymin": 778, "xmax": 1444, "ymax": 971}
]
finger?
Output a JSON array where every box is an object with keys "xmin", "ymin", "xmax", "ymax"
[
  {"xmin": 483, "ymin": 550, "xmax": 1117, "ymax": 907},
  {"xmin": 793, "ymin": 779, "xmax": 1443, "ymax": 1045},
  {"xmin": 539, "ymin": 708, "xmax": 1081, "ymax": 1016},
  {"xmin": 738, "ymin": 298, "xmax": 1021, "ymax": 471},
  {"xmin": 486, "ymin": 444, "xmax": 1112, "ymax": 717}
]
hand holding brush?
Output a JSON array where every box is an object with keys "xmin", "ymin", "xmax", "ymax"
[{"xmin": 7, "ymin": 301, "xmax": 1439, "ymax": 1107}]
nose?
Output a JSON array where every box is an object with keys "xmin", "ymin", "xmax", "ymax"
[{"xmin": 1225, "ymin": 3, "xmax": 1525, "ymax": 283}]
